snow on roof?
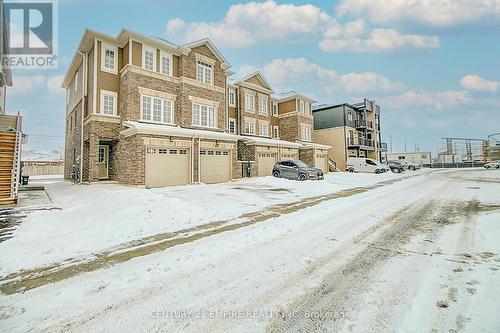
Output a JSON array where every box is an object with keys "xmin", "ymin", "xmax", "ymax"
[
  {"xmin": 299, "ymin": 141, "xmax": 332, "ymax": 150},
  {"xmin": 121, "ymin": 121, "xmax": 241, "ymax": 141},
  {"xmin": 240, "ymin": 135, "xmax": 302, "ymax": 149},
  {"xmin": 22, "ymin": 149, "xmax": 63, "ymax": 162},
  {"xmin": 272, "ymin": 91, "xmax": 316, "ymax": 103}
]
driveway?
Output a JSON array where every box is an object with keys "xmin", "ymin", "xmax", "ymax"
[{"xmin": 1, "ymin": 169, "xmax": 499, "ymax": 332}]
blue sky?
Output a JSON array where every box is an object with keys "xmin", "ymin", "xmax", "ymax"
[{"xmin": 6, "ymin": 0, "xmax": 500, "ymax": 154}]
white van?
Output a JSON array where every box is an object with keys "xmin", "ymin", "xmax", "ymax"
[{"xmin": 346, "ymin": 157, "xmax": 390, "ymax": 174}]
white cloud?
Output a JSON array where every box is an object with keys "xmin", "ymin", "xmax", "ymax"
[
  {"xmin": 166, "ymin": 1, "xmax": 334, "ymax": 48},
  {"xmin": 46, "ymin": 75, "xmax": 65, "ymax": 94},
  {"xmin": 8, "ymin": 74, "xmax": 66, "ymax": 96},
  {"xmin": 339, "ymin": 72, "xmax": 405, "ymax": 93},
  {"xmin": 9, "ymin": 75, "xmax": 46, "ymax": 96},
  {"xmin": 460, "ymin": 74, "xmax": 500, "ymax": 92},
  {"xmin": 319, "ymin": 28, "xmax": 439, "ymax": 53},
  {"xmin": 336, "ymin": 0, "xmax": 500, "ymax": 27},
  {"xmin": 237, "ymin": 58, "xmax": 403, "ymax": 94},
  {"xmin": 383, "ymin": 90, "xmax": 470, "ymax": 110}
]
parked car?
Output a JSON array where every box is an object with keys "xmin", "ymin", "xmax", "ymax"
[
  {"xmin": 404, "ymin": 160, "xmax": 420, "ymax": 171},
  {"xmin": 272, "ymin": 160, "xmax": 324, "ymax": 181},
  {"xmin": 484, "ymin": 160, "xmax": 500, "ymax": 169},
  {"xmin": 346, "ymin": 157, "xmax": 390, "ymax": 174},
  {"xmin": 387, "ymin": 160, "xmax": 405, "ymax": 173}
]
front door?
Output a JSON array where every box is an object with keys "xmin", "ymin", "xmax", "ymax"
[{"xmin": 97, "ymin": 145, "xmax": 109, "ymax": 179}]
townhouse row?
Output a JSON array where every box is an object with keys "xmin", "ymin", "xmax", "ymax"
[{"xmin": 63, "ymin": 29, "xmax": 330, "ymax": 187}]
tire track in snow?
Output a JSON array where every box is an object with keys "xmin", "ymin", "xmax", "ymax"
[
  {"xmin": 266, "ymin": 192, "xmax": 496, "ymax": 332},
  {"xmin": 0, "ymin": 174, "xmax": 418, "ymax": 295}
]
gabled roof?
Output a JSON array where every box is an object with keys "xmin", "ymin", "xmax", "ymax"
[
  {"xmin": 183, "ymin": 38, "xmax": 231, "ymax": 70},
  {"xmin": 235, "ymin": 71, "xmax": 274, "ymax": 93},
  {"xmin": 62, "ymin": 29, "xmax": 232, "ymax": 88}
]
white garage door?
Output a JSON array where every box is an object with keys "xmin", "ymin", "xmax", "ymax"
[
  {"xmin": 315, "ymin": 154, "xmax": 327, "ymax": 171},
  {"xmin": 257, "ymin": 152, "xmax": 277, "ymax": 176},
  {"xmin": 200, "ymin": 149, "xmax": 231, "ymax": 184},
  {"xmin": 145, "ymin": 148, "xmax": 190, "ymax": 187}
]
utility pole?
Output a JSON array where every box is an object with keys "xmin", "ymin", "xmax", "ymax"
[
  {"xmin": 404, "ymin": 140, "xmax": 407, "ymax": 152},
  {"xmin": 390, "ymin": 134, "xmax": 392, "ymax": 153}
]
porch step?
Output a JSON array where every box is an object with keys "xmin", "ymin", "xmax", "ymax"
[{"xmin": 0, "ymin": 198, "xmax": 16, "ymax": 206}]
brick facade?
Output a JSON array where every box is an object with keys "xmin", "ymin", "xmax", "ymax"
[{"xmin": 64, "ymin": 30, "xmax": 327, "ymax": 187}]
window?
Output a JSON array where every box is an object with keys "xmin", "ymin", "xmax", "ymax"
[
  {"xmin": 141, "ymin": 95, "xmax": 174, "ymax": 124},
  {"xmin": 229, "ymin": 118, "xmax": 236, "ymax": 134},
  {"xmin": 299, "ymin": 100, "xmax": 305, "ymax": 114},
  {"xmin": 272, "ymin": 102, "xmax": 278, "ymax": 116},
  {"xmin": 366, "ymin": 159, "xmax": 377, "ymax": 166},
  {"xmin": 101, "ymin": 91, "xmax": 117, "ymax": 116},
  {"xmin": 347, "ymin": 111, "xmax": 353, "ymax": 121},
  {"xmin": 102, "ymin": 44, "xmax": 117, "ymax": 73},
  {"xmin": 259, "ymin": 123, "xmax": 269, "ymax": 136},
  {"xmin": 192, "ymin": 103, "xmax": 216, "ymax": 128},
  {"xmin": 245, "ymin": 93, "xmax": 255, "ymax": 110},
  {"xmin": 161, "ymin": 52, "xmax": 172, "ymax": 76},
  {"xmin": 258, "ymin": 97, "xmax": 268, "ymax": 114},
  {"xmin": 398, "ymin": 156, "xmax": 405, "ymax": 160},
  {"xmin": 273, "ymin": 126, "xmax": 279, "ymax": 138},
  {"xmin": 74, "ymin": 70, "xmax": 78, "ymax": 92},
  {"xmin": 422, "ymin": 155, "xmax": 427, "ymax": 159},
  {"xmin": 305, "ymin": 102, "xmax": 310, "ymax": 115},
  {"xmin": 229, "ymin": 89, "xmax": 236, "ymax": 107},
  {"xmin": 301, "ymin": 125, "xmax": 311, "ymax": 141},
  {"xmin": 143, "ymin": 46, "xmax": 156, "ymax": 71},
  {"xmin": 245, "ymin": 121, "xmax": 255, "ymax": 135},
  {"xmin": 196, "ymin": 60, "xmax": 213, "ymax": 85}
]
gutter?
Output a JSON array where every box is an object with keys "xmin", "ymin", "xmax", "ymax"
[{"xmin": 77, "ymin": 48, "xmax": 87, "ymax": 184}]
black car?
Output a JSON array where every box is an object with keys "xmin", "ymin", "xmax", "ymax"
[
  {"xmin": 272, "ymin": 160, "xmax": 324, "ymax": 181},
  {"xmin": 387, "ymin": 160, "xmax": 405, "ymax": 173}
]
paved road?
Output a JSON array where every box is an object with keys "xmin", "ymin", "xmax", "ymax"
[{"xmin": 1, "ymin": 169, "xmax": 499, "ymax": 332}]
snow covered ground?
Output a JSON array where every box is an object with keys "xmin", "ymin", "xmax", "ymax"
[
  {"xmin": 1, "ymin": 168, "xmax": 499, "ymax": 332},
  {"xmin": 0, "ymin": 170, "xmax": 418, "ymax": 275}
]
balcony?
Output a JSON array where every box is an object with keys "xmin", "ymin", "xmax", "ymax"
[
  {"xmin": 377, "ymin": 142, "xmax": 388, "ymax": 151},
  {"xmin": 347, "ymin": 137, "xmax": 375, "ymax": 151},
  {"xmin": 355, "ymin": 119, "xmax": 373, "ymax": 130}
]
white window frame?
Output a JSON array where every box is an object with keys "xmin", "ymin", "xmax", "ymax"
[
  {"xmin": 301, "ymin": 125, "xmax": 312, "ymax": 141},
  {"xmin": 245, "ymin": 92, "xmax": 255, "ymax": 111},
  {"xmin": 228, "ymin": 118, "xmax": 236, "ymax": 134},
  {"xmin": 160, "ymin": 51, "xmax": 173, "ymax": 76},
  {"xmin": 273, "ymin": 126, "xmax": 279, "ymax": 138},
  {"xmin": 101, "ymin": 43, "xmax": 118, "ymax": 74},
  {"xmin": 196, "ymin": 60, "xmax": 213, "ymax": 85},
  {"xmin": 142, "ymin": 45, "xmax": 156, "ymax": 72},
  {"xmin": 299, "ymin": 99, "xmax": 305, "ymax": 114},
  {"xmin": 244, "ymin": 120, "xmax": 256, "ymax": 135},
  {"xmin": 259, "ymin": 122, "xmax": 269, "ymax": 137},
  {"xmin": 192, "ymin": 103, "xmax": 217, "ymax": 128},
  {"xmin": 228, "ymin": 88, "xmax": 236, "ymax": 107},
  {"xmin": 347, "ymin": 110, "xmax": 353, "ymax": 121},
  {"xmin": 74, "ymin": 70, "xmax": 78, "ymax": 92},
  {"xmin": 272, "ymin": 102, "xmax": 278, "ymax": 116},
  {"xmin": 305, "ymin": 102, "xmax": 310, "ymax": 115},
  {"xmin": 100, "ymin": 90, "xmax": 118, "ymax": 116},
  {"xmin": 140, "ymin": 94, "xmax": 174, "ymax": 124},
  {"xmin": 258, "ymin": 96, "xmax": 268, "ymax": 115}
]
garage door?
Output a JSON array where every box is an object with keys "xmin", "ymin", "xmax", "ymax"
[
  {"xmin": 145, "ymin": 148, "xmax": 190, "ymax": 187},
  {"xmin": 315, "ymin": 154, "xmax": 327, "ymax": 171},
  {"xmin": 200, "ymin": 149, "xmax": 231, "ymax": 184},
  {"xmin": 257, "ymin": 152, "xmax": 277, "ymax": 176}
]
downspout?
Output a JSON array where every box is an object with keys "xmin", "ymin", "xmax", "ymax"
[
  {"xmin": 190, "ymin": 134, "xmax": 198, "ymax": 183},
  {"xmin": 77, "ymin": 48, "xmax": 87, "ymax": 184},
  {"xmin": 343, "ymin": 105, "xmax": 347, "ymax": 166},
  {"xmin": 197, "ymin": 137, "xmax": 202, "ymax": 184}
]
